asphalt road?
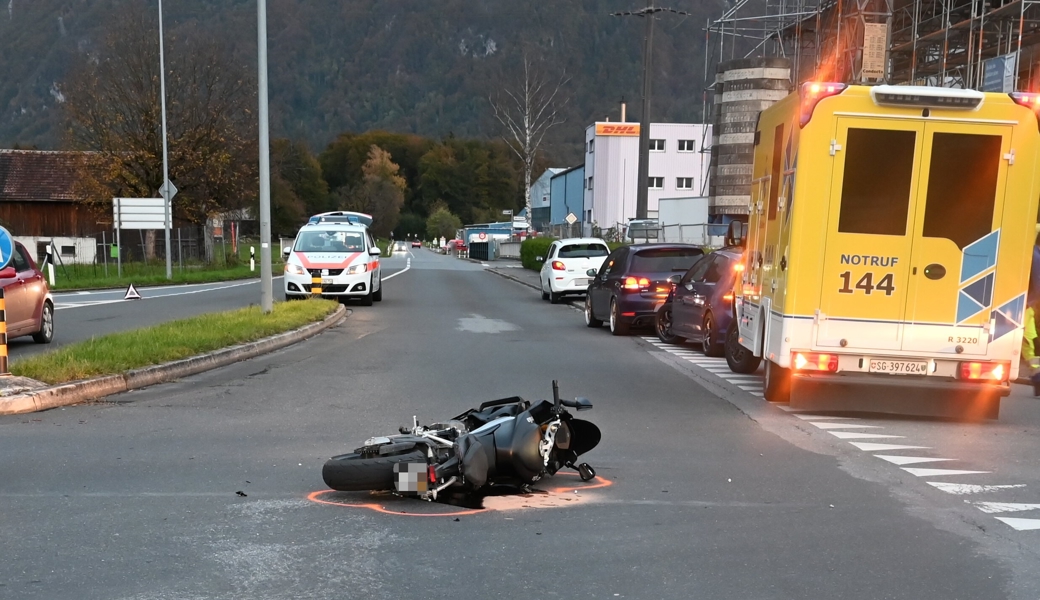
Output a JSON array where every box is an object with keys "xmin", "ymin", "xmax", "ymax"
[{"xmin": 1, "ymin": 247, "xmax": 1038, "ymax": 599}]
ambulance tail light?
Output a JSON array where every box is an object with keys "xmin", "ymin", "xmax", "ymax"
[
  {"xmin": 958, "ymin": 361, "xmax": 1009, "ymax": 382},
  {"xmin": 799, "ymin": 82, "xmax": 848, "ymax": 128},
  {"xmin": 793, "ymin": 352, "xmax": 839, "ymax": 372}
]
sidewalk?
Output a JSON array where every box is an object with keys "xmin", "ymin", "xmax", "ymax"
[{"xmin": 480, "ymin": 259, "xmax": 541, "ymax": 292}]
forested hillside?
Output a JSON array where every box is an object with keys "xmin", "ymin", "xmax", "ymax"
[{"xmin": 1, "ymin": 0, "xmax": 721, "ymax": 163}]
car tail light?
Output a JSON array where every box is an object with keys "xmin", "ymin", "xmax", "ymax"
[
  {"xmin": 799, "ymin": 82, "xmax": 848, "ymax": 128},
  {"xmin": 552, "ymin": 260, "xmax": 566, "ymax": 271},
  {"xmin": 958, "ymin": 361, "xmax": 1009, "ymax": 382},
  {"xmin": 623, "ymin": 276, "xmax": 650, "ymax": 291},
  {"xmin": 793, "ymin": 352, "xmax": 839, "ymax": 372},
  {"xmin": 723, "ymin": 293, "xmax": 734, "ymax": 301}
]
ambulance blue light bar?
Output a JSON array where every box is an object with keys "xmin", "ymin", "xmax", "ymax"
[{"xmin": 870, "ymin": 85, "xmax": 983, "ymax": 109}]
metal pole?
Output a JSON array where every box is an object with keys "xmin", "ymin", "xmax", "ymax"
[
  {"xmin": 158, "ymin": 0, "xmax": 173, "ymax": 279},
  {"xmin": 102, "ymin": 231, "xmax": 108, "ymax": 278},
  {"xmin": 178, "ymin": 227, "xmax": 183, "ymax": 272},
  {"xmin": 116, "ymin": 227, "xmax": 122, "ymax": 279},
  {"xmin": 636, "ymin": 0, "xmax": 654, "ymax": 220},
  {"xmin": 258, "ymin": 0, "xmax": 274, "ymax": 313}
]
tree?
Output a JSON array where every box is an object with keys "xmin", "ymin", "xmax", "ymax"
[
  {"xmin": 427, "ymin": 205, "xmax": 463, "ymax": 240},
  {"xmin": 489, "ymin": 55, "xmax": 569, "ymax": 232},
  {"xmin": 63, "ymin": 4, "xmax": 257, "ymax": 232},
  {"xmin": 270, "ymin": 139, "xmax": 329, "ymax": 235},
  {"xmin": 336, "ymin": 145, "xmax": 405, "ymax": 238}
]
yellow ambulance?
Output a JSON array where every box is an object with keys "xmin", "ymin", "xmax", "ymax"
[{"xmin": 728, "ymin": 83, "xmax": 1040, "ymax": 418}]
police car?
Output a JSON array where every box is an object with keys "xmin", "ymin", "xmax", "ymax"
[{"xmin": 283, "ymin": 214, "xmax": 382, "ymax": 305}]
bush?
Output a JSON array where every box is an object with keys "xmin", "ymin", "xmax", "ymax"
[{"xmin": 520, "ymin": 237, "xmax": 556, "ymax": 271}]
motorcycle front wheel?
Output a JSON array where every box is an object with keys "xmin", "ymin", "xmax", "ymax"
[{"xmin": 322, "ymin": 449, "xmax": 427, "ymax": 491}]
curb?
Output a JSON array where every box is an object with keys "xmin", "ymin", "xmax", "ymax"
[{"xmin": 0, "ymin": 305, "xmax": 348, "ymax": 415}]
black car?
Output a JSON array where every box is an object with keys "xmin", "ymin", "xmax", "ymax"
[{"xmin": 584, "ymin": 244, "xmax": 706, "ymax": 335}]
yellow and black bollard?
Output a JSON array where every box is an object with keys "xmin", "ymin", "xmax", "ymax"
[
  {"xmin": 311, "ymin": 274, "xmax": 322, "ymax": 296},
  {"xmin": 0, "ymin": 286, "xmax": 8, "ymax": 375}
]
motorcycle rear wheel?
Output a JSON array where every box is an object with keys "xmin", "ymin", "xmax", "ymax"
[{"xmin": 322, "ymin": 449, "xmax": 427, "ymax": 491}]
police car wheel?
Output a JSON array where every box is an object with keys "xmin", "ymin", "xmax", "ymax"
[{"xmin": 373, "ymin": 279, "xmax": 383, "ymax": 302}]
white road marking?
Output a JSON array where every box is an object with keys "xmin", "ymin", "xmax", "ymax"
[
  {"xmin": 927, "ymin": 482, "xmax": 1026, "ymax": 495},
  {"xmin": 808, "ymin": 422, "xmax": 881, "ymax": 430},
  {"xmin": 994, "ymin": 517, "xmax": 1040, "ymax": 531},
  {"xmin": 55, "ymin": 279, "xmax": 263, "ymax": 310},
  {"xmin": 973, "ymin": 502, "xmax": 1040, "ymax": 514},
  {"xmin": 903, "ymin": 468, "xmax": 990, "ymax": 477},
  {"xmin": 874, "ymin": 455, "xmax": 954, "ymax": 466},
  {"xmin": 738, "ymin": 385, "xmax": 763, "ymax": 392},
  {"xmin": 382, "ymin": 257, "xmax": 411, "ymax": 281},
  {"xmin": 828, "ymin": 431, "xmax": 904, "ymax": 440},
  {"xmin": 850, "ymin": 442, "xmax": 930, "ymax": 451},
  {"xmin": 792, "ymin": 415, "xmax": 858, "ymax": 420},
  {"xmin": 775, "ymin": 404, "xmax": 796, "ymax": 411}
]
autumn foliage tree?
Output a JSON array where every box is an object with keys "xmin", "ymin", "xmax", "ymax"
[
  {"xmin": 62, "ymin": 4, "xmax": 257, "ymax": 229},
  {"xmin": 334, "ymin": 145, "xmax": 405, "ymax": 238}
]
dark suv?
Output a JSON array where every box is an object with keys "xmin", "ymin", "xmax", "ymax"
[{"xmin": 584, "ymin": 244, "xmax": 705, "ymax": 336}]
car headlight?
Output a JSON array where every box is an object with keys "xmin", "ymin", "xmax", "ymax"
[
  {"xmin": 285, "ymin": 264, "xmax": 306, "ymax": 275},
  {"xmin": 347, "ymin": 264, "xmax": 368, "ymax": 274}
]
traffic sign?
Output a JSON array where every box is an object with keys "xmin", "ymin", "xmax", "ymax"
[
  {"xmin": 565, "ymin": 212, "xmax": 578, "ymax": 225},
  {"xmin": 0, "ymin": 225, "xmax": 14, "ymax": 270},
  {"xmin": 159, "ymin": 179, "xmax": 178, "ymax": 202}
]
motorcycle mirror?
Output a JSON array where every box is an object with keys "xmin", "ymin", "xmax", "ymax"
[{"xmin": 561, "ymin": 395, "xmax": 594, "ymax": 409}]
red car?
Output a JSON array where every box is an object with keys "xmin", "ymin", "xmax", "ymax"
[
  {"xmin": 411, "ymin": 240, "xmax": 421, "ymax": 248},
  {"xmin": 0, "ymin": 242, "xmax": 54, "ymax": 343}
]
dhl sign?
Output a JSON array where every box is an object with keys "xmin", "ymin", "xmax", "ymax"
[{"xmin": 595, "ymin": 123, "xmax": 640, "ymax": 136}]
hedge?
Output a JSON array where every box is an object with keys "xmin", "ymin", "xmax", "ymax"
[{"xmin": 520, "ymin": 237, "xmax": 556, "ymax": 270}]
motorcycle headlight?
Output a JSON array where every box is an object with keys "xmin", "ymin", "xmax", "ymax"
[
  {"xmin": 347, "ymin": 263, "xmax": 368, "ymax": 274},
  {"xmin": 285, "ymin": 263, "xmax": 306, "ymax": 275}
]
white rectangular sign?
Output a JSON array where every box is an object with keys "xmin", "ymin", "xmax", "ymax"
[{"xmin": 114, "ymin": 197, "xmax": 167, "ymax": 229}]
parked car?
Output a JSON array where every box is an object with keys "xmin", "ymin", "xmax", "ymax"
[
  {"xmin": 584, "ymin": 244, "xmax": 705, "ymax": 336},
  {"xmin": 655, "ymin": 247, "xmax": 743, "ymax": 356},
  {"xmin": 538, "ymin": 238, "xmax": 611, "ymax": 304},
  {"xmin": 1, "ymin": 241, "xmax": 54, "ymax": 344}
]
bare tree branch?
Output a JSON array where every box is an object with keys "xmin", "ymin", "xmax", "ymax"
[{"xmin": 489, "ymin": 54, "xmax": 570, "ymax": 231}]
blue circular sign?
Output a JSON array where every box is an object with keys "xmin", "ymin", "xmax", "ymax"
[{"xmin": 0, "ymin": 226, "xmax": 13, "ymax": 270}]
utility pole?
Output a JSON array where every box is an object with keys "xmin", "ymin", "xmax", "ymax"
[
  {"xmin": 257, "ymin": 0, "xmax": 273, "ymax": 313},
  {"xmin": 612, "ymin": 3, "xmax": 690, "ymax": 221},
  {"xmin": 158, "ymin": 0, "xmax": 173, "ymax": 279}
]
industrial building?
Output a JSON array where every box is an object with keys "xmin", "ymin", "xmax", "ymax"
[{"xmin": 581, "ymin": 121, "xmax": 712, "ymax": 234}]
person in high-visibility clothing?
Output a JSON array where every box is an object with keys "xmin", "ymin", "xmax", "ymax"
[{"xmin": 1026, "ymin": 228, "xmax": 1040, "ymax": 395}]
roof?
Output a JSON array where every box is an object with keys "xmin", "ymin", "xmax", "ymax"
[
  {"xmin": 550, "ymin": 164, "xmax": 584, "ymax": 180},
  {"xmin": 0, "ymin": 150, "xmax": 85, "ymax": 202}
]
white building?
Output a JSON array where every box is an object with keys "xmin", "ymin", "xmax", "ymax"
[{"xmin": 583, "ymin": 122, "xmax": 711, "ymax": 232}]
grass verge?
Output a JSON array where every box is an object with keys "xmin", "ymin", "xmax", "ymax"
[{"xmin": 11, "ymin": 299, "xmax": 339, "ymax": 385}]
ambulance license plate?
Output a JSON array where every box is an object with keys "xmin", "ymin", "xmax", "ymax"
[{"xmin": 869, "ymin": 360, "xmax": 927, "ymax": 375}]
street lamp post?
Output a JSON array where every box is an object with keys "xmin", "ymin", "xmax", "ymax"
[
  {"xmin": 613, "ymin": 3, "xmax": 690, "ymax": 221},
  {"xmin": 157, "ymin": 0, "xmax": 173, "ymax": 279},
  {"xmin": 257, "ymin": 0, "xmax": 273, "ymax": 313}
]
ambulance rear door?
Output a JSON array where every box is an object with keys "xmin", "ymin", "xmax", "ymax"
[
  {"xmin": 816, "ymin": 118, "xmax": 922, "ymax": 350},
  {"xmin": 900, "ymin": 122, "xmax": 1012, "ymax": 355}
]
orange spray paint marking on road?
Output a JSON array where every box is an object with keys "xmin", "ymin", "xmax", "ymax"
[{"xmin": 306, "ymin": 474, "xmax": 613, "ymax": 517}]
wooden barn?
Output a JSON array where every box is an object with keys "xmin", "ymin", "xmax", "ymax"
[{"xmin": 0, "ymin": 150, "xmax": 100, "ymax": 264}]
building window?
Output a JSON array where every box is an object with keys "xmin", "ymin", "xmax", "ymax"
[
  {"xmin": 586, "ymin": 210, "xmax": 592, "ymax": 222},
  {"xmin": 649, "ymin": 139, "xmax": 665, "ymax": 152},
  {"xmin": 678, "ymin": 140, "xmax": 696, "ymax": 152},
  {"xmin": 588, "ymin": 139, "xmax": 594, "ymax": 154},
  {"xmin": 587, "ymin": 176, "xmax": 594, "ymax": 190},
  {"xmin": 648, "ymin": 177, "xmax": 664, "ymax": 189},
  {"xmin": 676, "ymin": 177, "xmax": 694, "ymax": 190}
]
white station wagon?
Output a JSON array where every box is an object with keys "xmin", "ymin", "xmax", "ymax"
[{"xmin": 538, "ymin": 238, "xmax": 611, "ymax": 304}]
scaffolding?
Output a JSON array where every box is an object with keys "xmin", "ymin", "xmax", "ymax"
[{"xmin": 707, "ymin": 0, "xmax": 1040, "ymax": 90}]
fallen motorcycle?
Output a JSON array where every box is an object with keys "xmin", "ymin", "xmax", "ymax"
[{"xmin": 321, "ymin": 381, "xmax": 601, "ymax": 500}]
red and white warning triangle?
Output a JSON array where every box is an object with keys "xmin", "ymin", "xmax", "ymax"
[{"xmin": 124, "ymin": 283, "xmax": 142, "ymax": 300}]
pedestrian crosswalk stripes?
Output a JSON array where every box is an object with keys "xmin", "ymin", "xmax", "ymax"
[{"xmin": 638, "ymin": 334, "xmax": 1039, "ymax": 534}]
